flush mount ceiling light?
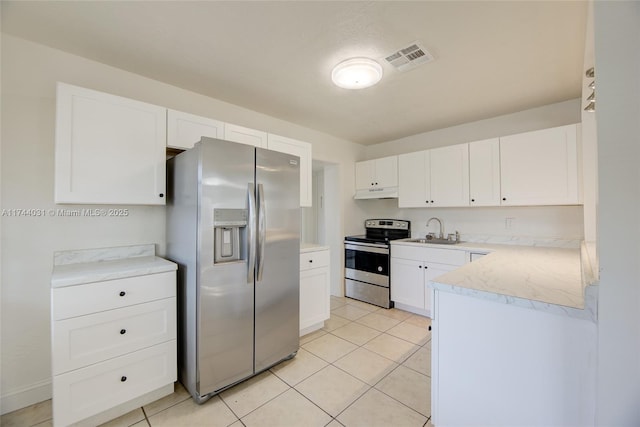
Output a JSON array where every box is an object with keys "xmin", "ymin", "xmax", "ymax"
[{"xmin": 331, "ymin": 58, "xmax": 383, "ymax": 89}]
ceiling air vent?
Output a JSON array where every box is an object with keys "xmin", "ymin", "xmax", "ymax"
[{"xmin": 384, "ymin": 42, "xmax": 434, "ymax": 71}]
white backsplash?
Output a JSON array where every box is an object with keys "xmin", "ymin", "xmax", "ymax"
[{"xmin": 356, "ymin": 199, "xmax": 584, "ymax": 247}]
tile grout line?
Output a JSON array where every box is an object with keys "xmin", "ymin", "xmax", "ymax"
[{"xmin": 301, "ymin": 306, "xmax": 431, "ymax": 424}]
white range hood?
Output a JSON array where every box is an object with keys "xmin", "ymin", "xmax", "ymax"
[{"xmin": 354, "ymin": 186, "xmax": 399, "ymax": 199}]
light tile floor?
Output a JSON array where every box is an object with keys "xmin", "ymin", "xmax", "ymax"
[{"xmin": 2, "ymin": 296, "xmax": 432, "ymax": 427}]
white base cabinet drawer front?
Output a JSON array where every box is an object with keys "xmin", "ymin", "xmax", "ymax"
[
  {"xmin": 53, "ymin": 298, "xmax": 176, "ymax": 374},
  {"xmin": 300, "ymin": 250, "xmax": 330, "ymax": 271},
  {"xmin": 391, "ymin": 245, "xmax": 466, "ymax": 266},
  {"xmin": 53, "ymin": 272, "xmax": 176, "ymax": 320},
  {"xmin": 53, "ymin": 340, "xmax": 176, "ymax": 427}
]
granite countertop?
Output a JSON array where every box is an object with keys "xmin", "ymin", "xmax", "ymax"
[
  {"xmin": 392, "ymin": 239, "xmax": 591, "ymax": 313},
  {"xmin": 300, "ymin": 242, "xmax": 330, "ymax": 253},
  {"xmin": 51, "ymin": 244, "xmax": 177, "ymax": 288}
]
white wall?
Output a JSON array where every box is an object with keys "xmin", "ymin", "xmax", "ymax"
[
  {"xmin": 593, "ymin": 3, "xmax": 640, "ymax": 425},
  {"xmin": 358, "ymin": 200, "xmax": 584, "ymax": 242},
  {"xmin": 361, "ymin": 100, "xmax": 584, "ymax": 242},
  {"xmin": 366, "ymin": 99, "xmax": 581, "ymax": 159},
  {"xmin": 0, "ymin": 34, "xmax": 365, "ymax": 413}
]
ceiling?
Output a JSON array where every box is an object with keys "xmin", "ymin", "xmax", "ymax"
[{"xmin": 1, "ymin": 1, "xmax": 587, "ymax": 146}]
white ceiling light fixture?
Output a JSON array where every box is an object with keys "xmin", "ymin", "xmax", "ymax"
[{"xmin": 331, "ymin": 57, "xmax": 383, "ymax": 89}]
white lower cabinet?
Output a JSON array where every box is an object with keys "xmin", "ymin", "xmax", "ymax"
[
  {"xmin": 432, "ymin": 290, "xmax": 597, "ymax": 426},
  {"xmin": 299, "ymin": 248, "xmax": 330, "ymax": 335},
  {"xmin": 391, "ymin": 244, "xmax": 466, "ymax": 318},
  {"xmin": 51, "ymin": 271, "xmax": 177, "ymax": 427},
  {"xmin": 53, "ymin": 341, "xmax": 176, "ymax": 427}
]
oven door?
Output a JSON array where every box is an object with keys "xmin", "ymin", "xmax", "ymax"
[{"xmin": 344, "ymin": 242, "xmax": 389, "ymax": 287}]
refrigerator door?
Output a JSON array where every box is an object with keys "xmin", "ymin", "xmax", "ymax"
[
  {"xmin": 254, "ymin": 148, "xmax": 300, "ymax": 372},
  {"xmin": 198, "ymin": 138, "xmax": 255, "ymax": 395}
]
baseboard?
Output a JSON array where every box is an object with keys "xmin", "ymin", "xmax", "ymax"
[{"xmin": 1, "ymin": 379, "xmax": 52, "ymax": 415}]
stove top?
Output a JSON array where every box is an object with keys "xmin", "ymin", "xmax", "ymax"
[{"xmin": 345, "ymin": 219, "xmax": 411, "ymax": 245}]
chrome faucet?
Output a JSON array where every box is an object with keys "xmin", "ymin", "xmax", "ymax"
[{"xmin": 427, "ymin": 217, "xmax": 444, "ymax": 239}]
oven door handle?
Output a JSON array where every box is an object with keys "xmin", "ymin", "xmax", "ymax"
[{"xmin": 344, "ymin": 242, "xmax": 389, "ymax": 254}]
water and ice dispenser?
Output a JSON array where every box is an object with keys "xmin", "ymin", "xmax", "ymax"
[{"xmin": 213, "ymin": 208, "xmax": 247, "ymax": 263}]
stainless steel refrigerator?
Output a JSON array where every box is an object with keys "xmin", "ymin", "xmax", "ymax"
[{"xmin": 166, "ymin": 137, "xmax": 300, "ymax": 403}]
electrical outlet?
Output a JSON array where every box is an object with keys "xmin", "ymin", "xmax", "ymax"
[{"xmin": 505, "ymin": 217, "xmax": 516, "ymax": 229}]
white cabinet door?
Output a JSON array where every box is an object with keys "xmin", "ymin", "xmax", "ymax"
[
  {"xmin": 469, "ymin": 138, "xmax": 501, "ymax": 206},
  {"xmin": 430, "ymin": 144, "xmax": 469, "ymax": 207},
  {"xmin": 355, "ymin": 156, "xmax": 398, "ymax": 191},
  {"xmin": 424, "ymin": 262, "xmax": 457, "ymax": 318},
  {"xmin": 300, "ymin": 267, "xmax": 330, "ymax": 332},
  {"xmin": 355, "ymin": 160, "xmax": 376, "ymax": 190},
  {"xmin": 299, "ymin": 249, "xmax": 330, "ymax": 335},
  {"xmin": 167, "ymin": 109, "xmax": 224, "ymax": 150},
  {"xmin": 375, "ymin": 156, "xmax": 399, "ymax": 188},
  {"xmin": 390, "ymin": 258, "xmax": 425, "ymax": 309},
  {"xmin": 224, "ymin": 123, "xmax": 267, "ymax": 148},
  {"xmin": 398, "ymin": 151, "xmax": 429, "ymax": 208},
  {"xmin": 55, "ymin": 83, "xmax": 166, "ymax": 205},
  {"xmin": 500, "ymin": 124, "xmax": 579, "ymax": 206},
  {"xmin": 267, "ymin": 134, "xmax": 312, "ymax": 207}
]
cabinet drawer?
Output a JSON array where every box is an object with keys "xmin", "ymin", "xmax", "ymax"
[
  {"xmin": 300, "ymin": 250, "xmax": 329, "ymax": 271},
  {"xmin": 423, "ymin": 248, "xmax": 466, "ymax": 266},
  {"xmin": 52, "ymin": 298, "xmax": 176, "ymax": 374},
  {"xmin": 52, "ymin": 271, "xmax": 175, "ymax": 320},
  {"xmin": 391, "ymin": 245, "xmax": 466, "ymax": 266},
  {"xmin": 52, "ymin": 340, "xmax": 176, "ymax": 427}
]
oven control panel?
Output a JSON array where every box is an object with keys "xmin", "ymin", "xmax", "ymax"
[{"xmin": 365, "ymin": 219, "xmax": 410, "ymax": 230}]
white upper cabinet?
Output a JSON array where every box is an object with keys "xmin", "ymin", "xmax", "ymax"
[
  {"xmin": 430, "ymin": 144, "xmax": 469, "ymax": 207},
  {"xmin": 354, "ymin": 156, "xmax": 398, "ymax": 198},
  {"xmin": 469, "ymin": 138, "xmax": 501, "ymax": 206},
  {"xmin": 55, "ymin": 83, "xmax": 166, "ymax": 205},
  {"xmin": 224, "ymin": 123, "xmax": 268, "ymax": 148},
  {"xmin": 166, "ymin": 109, "xmax": 224, "ymax": 150},
  {"xmin": 398, "ymin": 151, "xmax": 429, "ymax": 207},
  {"xmin": 267, "ymin": 134, "xmax": 312, "ymax": 207},
  {"xmin": 399, "ymin": 144, "xmax": 469, "ymax": 208},
  {"xmin": 500, "ymin": 124, "xmax": 580, "ymax": 206}
]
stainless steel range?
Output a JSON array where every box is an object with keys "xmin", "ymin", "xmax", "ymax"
[{"xmin": 344, "ymin": 219, "xmax": 411, "ymax": 308}]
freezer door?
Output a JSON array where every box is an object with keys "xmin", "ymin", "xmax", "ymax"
[
  {"xmin": 254, "ymin": 148, "xmax": 300, "ymax": 372},
  {"xmin": 198, "ymin": 138, "xmax": 255, "ymax": 395}
]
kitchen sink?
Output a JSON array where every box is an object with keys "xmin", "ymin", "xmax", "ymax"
[{"xmin": 407, "ymin": 237, "xmax": 460, "ymax": 245}]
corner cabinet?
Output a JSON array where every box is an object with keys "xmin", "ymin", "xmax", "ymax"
[
  {"xmin": 299, "ymin": 247, "xmax": 330, "ymax": 335},
  {"xmin": 499, "ymin": 124, "xmax": 580, "ymax": 206},
  {"xmin": 55, "ymin": 83, "xmax": 167, "ymax": 205},
  {"xmin": 267, "ymin": 134, "xmax": 313, "ymax": 207},
  {"xmin": 166, "ymin": 109, "xmax": 224, "ymax": 150},
  {"xmin": 398, "ymin": 143, "xmax": 469, "ymax": 208}
]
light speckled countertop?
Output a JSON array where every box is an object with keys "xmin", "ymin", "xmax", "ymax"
[
  {"xmin": 300, "ymin": 242, "xmax": 330, "ymax": 253},
  {"xmin": 392, "ymin": 239, "xmax": 596, "ymax": 319},
  {"xmin": 51, "ymin": 244, "xmax": 177, "ymax": 288}
]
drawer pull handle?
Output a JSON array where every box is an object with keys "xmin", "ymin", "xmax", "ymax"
[
  {"xmin": 120, "ymin": 329, "xmax": 126, "ymax": 335},
  {"xmin": 119, "ymin": 291, "xmax": 126, "ymax": 297},
  {"xmin": 121, "ymin": 376, "xmax": 127, "ymax": 382},
  {"xmin": 309, "ymin": 259, "xmax": 313, "ymax": 263}
]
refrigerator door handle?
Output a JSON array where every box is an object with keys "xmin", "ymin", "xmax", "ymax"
[
  {"xmin": 247, "ymin": 183, "xmax": 257, "ymax": 283},
  {"xmin": 257, "ymin": 183, "xmax": 266, "ymax": 282}
]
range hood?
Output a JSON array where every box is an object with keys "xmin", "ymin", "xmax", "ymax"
[{"xmin": 354, "ymin": 186, "xmax": 399, "ymax": 199}]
